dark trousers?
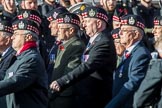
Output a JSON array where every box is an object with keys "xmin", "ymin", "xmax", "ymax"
[
  {"xmin": 48, "ymin": 96, "xmax": 77, "ymax": 108},
  {"xmin": 0, "ymin": 96, "xmax": 7, "ymax": 108}
]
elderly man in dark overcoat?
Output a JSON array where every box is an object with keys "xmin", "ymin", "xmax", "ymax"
[
  {"xmin": 0, "ymin": 19, "xmax": 48, "ymax": 108},
  {"xmin": 50, "ymin": 6, "xmax": 117, "ymax": 108}
]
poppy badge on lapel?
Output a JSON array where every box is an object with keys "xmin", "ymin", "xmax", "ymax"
[
  {"xmin": 59, "ymin": 45, "xmax": 65, "ymax": 51},
  {"xmin": 125, "ymin": 53, "xmax": 130, "ymax": 59}
]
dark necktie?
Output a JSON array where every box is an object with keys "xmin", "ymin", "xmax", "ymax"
[{"xmin": 86, "ymin": 42, "xmax": 91, "ymax": 50}]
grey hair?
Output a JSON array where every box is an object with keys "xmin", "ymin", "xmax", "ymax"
[
  {"xmin": 24, "ymin": 30, "xmax": 38, "ymax": 41},
  {"xmin": 133, "ymin": 27, "xmax": 144, "ymax": 36},
  {"xmin": 138, "ymin": 28, "xmax": 145, "ymax": 37},
  {"xmin": 66, "ymin": 24, "xmax": 79, "ymax": 31}
]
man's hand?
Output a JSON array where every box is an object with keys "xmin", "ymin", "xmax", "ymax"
[
  {"xmin": 50, "ymin": 81, "xmax": 61, "ymax": 92},
  {"xmin": 2, "ymin": 0, "xmax": 16, "ymax": 13}
]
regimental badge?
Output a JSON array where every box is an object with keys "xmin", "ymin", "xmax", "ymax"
[
  {"xmin": 53, "ymin": 12, "xmax": 58, "ymax": 19},
  {"xmin": 64, "ymin": 15, "xmax": 70, "ymax": 23},
  {"xmin": 89, "ymin": 9, "xmax": 95, "ymax": 17},
  {"xmin": 18, "ymin": 21, "xmax": 25, "ymax": 29},
  {"xmin": 80, "ymin": 4, "xmax": 86, "ymax": 11},
  {"xmin": 128, "ymin": 17, "xmax": 135, "ymax": 25},
  {"xmin": 23, "ymin": 11, "xmax": 29, "ymax": 18},
  {"xmin": 160, "ymin": 20, "xmax": 162, "ymax": 26},
  {"xmin": 0, "ymin": 23, "xmax": 4, "ymax": 30}
]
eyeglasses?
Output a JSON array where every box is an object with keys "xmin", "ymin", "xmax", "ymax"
[
  {"xmin": 59, "ymin": 27, "xmax": 71, "ymax": 29},
  {"xmin": 120, "ymin": 29, "xmax": 136, "ymax": 33},
  {"xmin": 12, "ymin": 33, "xmax": 27, "ymax": 36}
]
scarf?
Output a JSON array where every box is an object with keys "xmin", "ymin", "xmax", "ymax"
[{"xmin": 16, "ymin": 41, "xmax": 37, "ymax": 56}]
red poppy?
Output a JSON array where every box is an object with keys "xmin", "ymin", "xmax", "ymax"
[
  {"xmin": 125, "ymin": 53, "xmax": 130, "ymax": 59},
  {"xmin": 59, "ymin": 45, "xmax": 64, "ymax": 51}
]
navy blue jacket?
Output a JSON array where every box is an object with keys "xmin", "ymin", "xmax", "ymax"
[
  {"xmin": 0, "ymin": 47, "xmax": 15, "ymax": 80},
  {"xmin": 0, "ymin": 47, "xmax": 16, "ymax": 108},
  {"xmin": 105, "ymin": 42, "xmax": 151, "ymax": 108}
]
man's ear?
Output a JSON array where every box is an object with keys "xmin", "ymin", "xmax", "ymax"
[
  {"xmin": 25, "ymin": 34, "xmax": 33, "ymax": 41},
  {"xmin": 96, "ymin": 20, "xmax": 102, "ymax": 29},
  {"xmin": 133, "ymin": 30, "xmax": 141, "ymax": 40},
  {"xmin": 6, "ymin": 36, "xmax": 11, "ymax": 45},
  {"xmin": 69, "ymin": 27, "xmax": 75, "ymax": 34}
]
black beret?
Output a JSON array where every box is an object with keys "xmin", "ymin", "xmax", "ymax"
[
  {"xmin": 17, "ymin": 9, "xmax": 42, "ymax": 27},
  {"xmin": 154, "ymin": 16, "xmax": 162, "ymax": 26},
  {"xmin": 82, "ymin": 6, "xmax": 108, "ymax": 23},
  {"xmin": 0, "ymin": 13, "xmax": 13, "ymax": 34},
  {"xmin": 113, "ymin": 8, "xmax": 128, "ymax": 22},
  {"xmin": 12, "ymin": 19, "xmax": 39, "ymax": 35},
  {"xmin": 46, "ymin": 7, "xmax": 68, "ymax": 22},
  {"xmin": 111, "ymin": 28, "xmax": 120, "ymax": 39},
  {"xmin": 120, "ymin": 14, "xmax": 145, "ymax": 30},
  {"xmin": 57, "ymin": 13, "xmax": 80, "ymax": 27}
]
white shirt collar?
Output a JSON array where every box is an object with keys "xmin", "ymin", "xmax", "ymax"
[
  {"xmin": 126, "ymin": 41, "xmax": 140, "ymax": 53},
  {"xmin": 89, "ymin": 32, "xmax": 100, "ymax": 44}
]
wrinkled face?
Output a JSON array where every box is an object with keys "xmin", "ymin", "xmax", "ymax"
[
  {"xmin": 21, "ymin": 0, "xmax": 38, "ymax": 10},
  {"xmin": 119, "ymin": 25, "xmax": 136, "ymax": 45},
  {"xmin": 101, "ymin": 0, "xmax": 117, "ymax": 11},
  {"xmin": 11, "ymin": 30, "xmax": 26, "ymax": 51},
  {"xmin": 114, "ymin": 38, "xmax": 125, "ymax": 56},
  {"xmin": 113, "ymin": 21, "xmax": 121, "ymax": 29},
  {"xmin": 83, "ymin": 17, "xmax": 98, "ymax": 37},
  {"xmin": 0, "ymin": 32, "xmax": 9, "ymax": 52},
  {"xmin": 0, "ymin": 32, "xmax": 6, "ymax": 47},
  {"xmin": 49, "ymin": 20, "xmax": 58, "ymax": 37},
  {"xmin": 57, "ymin": 23, "xmax": 71, "ymax": 41},
  {"xmin": 152, "ymin": 25, "xmax": 162, "ymax": 42}
]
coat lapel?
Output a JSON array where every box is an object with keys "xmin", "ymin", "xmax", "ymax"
[
  {"xmin": 84, "ymin": 34, "xmax": 102, "ymax": 54},
  {"xmin": 117, "ymin": 42, "xmax": 143, "ymax": 69},
  {"xmin": 57, "ymin": 36, "xmax": 79, "ymax": 56},
  {"xmin": 0, "ymin": 47, "xmax": 15, "ymax": 62}
]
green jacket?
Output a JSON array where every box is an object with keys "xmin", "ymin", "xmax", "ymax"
[{"xmin": 52, "ymin": 36, "xmax": 85, "ymax": 96}]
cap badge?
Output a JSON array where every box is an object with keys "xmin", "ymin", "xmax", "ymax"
[
  {"xmin": 128, "ymin": 17, "xmax": 135, "ymax": 25},
  {"xmin": 0, "ymin": 23, "xmax": 4, "ymax": 30},
  {"xmin": 89, "ymin": 9, "xmax": 95, "ymax": 17},
  {"xmin": 53, "ymin": 12, "xmax": 58, "ymax": 19},
  {"xmin": 18, "ymin": 21, "xmax": 25, "ymax": 29},
  {"xmin": 80, "ymin": 4, "xmax": 86, "ymax": 11},
  {"xmin": 23, "ymin": 11, "xmax": 29, "ymax": 18},
  {"xmin": 64, "ymin": 15, "xmax": 70, "ymax": 23}
]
